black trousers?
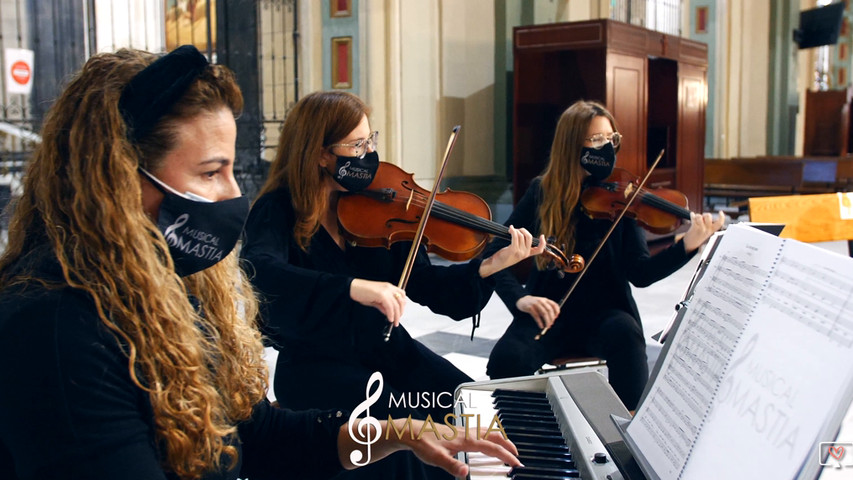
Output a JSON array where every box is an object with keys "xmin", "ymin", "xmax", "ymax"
[
  {"xmin": 486, "ymin": 308, "xmax": 648, "ymax": 410},
  {"xmin": 274, "ymin": 328, "xmax": 471, "ymax": 480}
]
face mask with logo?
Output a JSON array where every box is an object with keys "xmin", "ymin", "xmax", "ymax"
[
  {"xmin": 328, "ymin": 150, "xmax": 380, "ymax": 192},
  {"xmin": 140, "ymin": 168, "xmax": 249, "ymax": 277},
  {"xmin": 579, "ymin": 141, "xmax": 616, "ymax": 181}
]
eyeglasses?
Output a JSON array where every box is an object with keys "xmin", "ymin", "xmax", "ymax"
[
  {"xmin": 585, "ymin": 132, "xmax": 621, "ymax": 150},
  {"xmin": 327, "ymin": 131, "xmax": 380, "ymax": 159}
]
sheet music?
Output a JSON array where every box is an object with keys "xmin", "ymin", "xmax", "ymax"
[{"xmin": 626, "ymin": 225, "xmax": 853, "ymax": 480}]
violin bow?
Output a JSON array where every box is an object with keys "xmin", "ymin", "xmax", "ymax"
[
  {"xmin": 382, "ymin": 125, "xmax": 462, "ymax": 341},
  {"xmin": 535, "ymin": 149, "xmax": 666, "ymax": 340}
]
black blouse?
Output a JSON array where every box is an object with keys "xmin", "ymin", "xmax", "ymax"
[
  {"xmin": 483, "ymin": 177, "xmax": 696, "ymax": 322},
  {"xmin": 0, "ymin": 251, "xmax": 345, "ymax": 480}
]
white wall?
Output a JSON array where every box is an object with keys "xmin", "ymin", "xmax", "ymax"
[{"xmin": 722, "ymin": 0, "xmax": 770, "ymax": 157}]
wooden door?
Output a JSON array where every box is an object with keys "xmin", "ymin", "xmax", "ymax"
[
  {"xmin": 606, "ymin": 52, "xmax": 646, "ymax": 176},
  {"xmin": 677, "ymin": 62, "xmax": 707, "ymax": 212}
]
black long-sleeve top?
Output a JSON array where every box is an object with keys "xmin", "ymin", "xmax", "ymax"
[
  {"xmin": 240, "ymin": 187, "xmax": 496, "ymax": 362},
  {"xmin": 0, "ymin": 249, "xmax": 345, "ymax": 480},
  {"xmin": 484, "ymin": 177, "xmax": 696, "ymax": 323}
]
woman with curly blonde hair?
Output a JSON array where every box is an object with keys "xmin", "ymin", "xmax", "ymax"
[{"xmin": 0, "ymin": 46, "xmax": 520, "ymax": 480}]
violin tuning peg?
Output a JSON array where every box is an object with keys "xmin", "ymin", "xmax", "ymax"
[
  {"xmin": 556, "ymin": 270, "xmax": 565, "ymax": 279},
  {"xmin": 546, "ymin": 236, "xmax": 556, "ymax": 244}
]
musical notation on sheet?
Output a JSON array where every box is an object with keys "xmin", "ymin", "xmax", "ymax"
[{"xmin": 626, "ymin": 225, "xmax": 853, "ymax": 480}]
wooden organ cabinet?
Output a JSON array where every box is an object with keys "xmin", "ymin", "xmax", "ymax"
[{"xmin": 512, "ymin": 19, "xmax": 708, "ymax": 214}]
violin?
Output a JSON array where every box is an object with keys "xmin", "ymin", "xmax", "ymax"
[
  {"xmin": 337, "ymin": 162, "xmax": 584, "ymax": 274},
  {"xmin": 580, "ymin": 167, "xmax": 692, "ymax": 234}
]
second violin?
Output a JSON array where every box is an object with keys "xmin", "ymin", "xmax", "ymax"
[
  {"xmin": 337, "ymin": 161, "xmax": 584, "ymax": 274},
  {"xmin": 580, "ymin": 167, "xmax": 692, "ymax": 234}
]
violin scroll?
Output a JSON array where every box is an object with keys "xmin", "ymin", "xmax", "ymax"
[{"xmin": 541, "ymin": 242, "xmax": 584, "ymax": 276}]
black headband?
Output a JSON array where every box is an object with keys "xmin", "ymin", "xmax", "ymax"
[{"xmin": 118, "ymin": 45, "xmax": 209, "ymax": 143}]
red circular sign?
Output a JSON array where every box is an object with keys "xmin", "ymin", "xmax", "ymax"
[{"xmin": 11, "ymin": 60, "xmax": 30, "ymax": 85}]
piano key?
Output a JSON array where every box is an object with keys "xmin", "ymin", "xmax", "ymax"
[
  {"xmin": 509, "ymin": 465, "xmax": 581, "ymax": 478},
  {"xmin": 493, "ymin": 399, "xmax": 553, "ymax": 411},
  {"xmin": 516, "ymin": 448, "xmax": 572, "ymax": 460},
  {"xmin": 506, "ymin": 432, "xmax": 566, "ymax": 444},
  {"xmin": 492, "ymin": 394, "xmax": 551, "ymax": 406},
  {"xmin": 503, "ymin": 427, "xmax": 565, "ymax": 441},
  {"xmin": 516, "ymin": 457, "xmax": 577, "ymax": 470},
  {"xmin": 496, "ymin": 406, "xmax": 555, "ymax": 417},
  {"xmin": 492, "ymin": 388, "xmax": 548, "ymax": 399},
  {"xmin": 511, "ymin": 441, "xmax": 570, "ymax": 454},
  {"xmin": 510, "ymin": 473, "xmax": 580, "ymax": 480},
  {"xmin": 496, "ymin": 412, "xmax": 559, "ymax": 425}
]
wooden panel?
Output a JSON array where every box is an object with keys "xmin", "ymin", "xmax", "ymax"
[
  {"xmin": 704, "ymin": 159, "xmax": 803, "ymax": 186},
  {"xmin": 514, "ymin": 22, "xmax": 605, "ymax": 51},
  {"xmin": 608, "ymin": 21, "xmax": 651, "ymax": 57},
  {"xmin": 647, "ymin": 58, "xmax": 679, "ymax": 170},
  {"xmin": 512, "ymin": 46, "xmax": 605, "ymax": 203},
  {"xmin": 607, "ymin": 53, "xmax": 646, "ymax": 176},
  {"xmin": 804, "ymin": 89, "xmax": 849, "ymax": 156},
  {"xmin": 838, "ymin": 157, "xmax": 853, "ymax": 186},
  {"xmin": 679, "ymin": 39, "xmax": 710, "ymax": 66},
  {"xmin": 749, "ymin": 193, "xmax": 853, "ymax": 242},
  {"xmin": 677, "ymin": 63, "xmax": 707, "ymax": 212}
]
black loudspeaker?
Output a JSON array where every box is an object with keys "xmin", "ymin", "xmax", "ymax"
[{"xmin": 793, "ymin": 1, "xmax": 845, "ymax": 49}]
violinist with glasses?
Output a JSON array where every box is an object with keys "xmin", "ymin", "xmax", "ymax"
[
  {"xmin": 241, "ymin": 90, "xmax": 545, "ymax": 480},
  {"xmin": 484, "ymin": 100, "xmax": 724, "ymax": 410}
]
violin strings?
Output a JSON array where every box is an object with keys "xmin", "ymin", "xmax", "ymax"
[
  {"xmin": 637, "ymin": 192, "xmax": 691, "ymax": 219},
  {"xmin": 388, "ymin": 190, "xmax": 538, "ymax": 245}
]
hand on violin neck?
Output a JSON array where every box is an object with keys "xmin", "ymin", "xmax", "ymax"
[
  {"xmin": 349, "ymin": 278, "xmax": 407, "ymax": 327},
  {"xmin": 682, "ymin": 210, "xmax": 726, "ymax": 253},
  {"xmin": 478, "ymin": 226, "xmax": 546, "ymax": 278}
]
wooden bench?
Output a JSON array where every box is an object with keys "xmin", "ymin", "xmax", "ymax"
[{"xmin": 704, "ymin": 156, "xmax": 847, "ymax": 208}]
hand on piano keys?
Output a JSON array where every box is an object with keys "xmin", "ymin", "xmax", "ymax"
[
  {"xmin": 456, "ymin": 374, "xmax": 625, "ymax": 480},
  {"xmin": 398, "ymin": 419, "xmax": 523, "ymax": 479},
  {"xmin": 464, "ymin": 389, "xmax": 582, "ymax": 479},
  {"xmin": 340, "ymin": 417, "xmax": 523, "ymax": 479}
]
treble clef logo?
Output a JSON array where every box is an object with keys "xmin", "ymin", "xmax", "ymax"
[
  {"xmin": 338, "ymin": 161, "xmax": 352, "ymax": 179},
  {"xmin": 348, "ymin": 371, "xmax": 384, "ymax": 467},
  {"xmin": 163, "ymin": 214, "xmax": 189, "ymax": 246}
]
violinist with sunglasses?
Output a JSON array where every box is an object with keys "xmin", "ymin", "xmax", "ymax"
[{"xmin": 484, "ymin": 100, "xmax": 724, "ymax": 410}]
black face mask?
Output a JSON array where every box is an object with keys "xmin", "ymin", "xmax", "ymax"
[
  {"xmin": 140, "ymin": 169, "xmax": 249, "ymax": 277},
  {"xmin": 579, "ymin": 141, "xmax": 616, "ymax": 181},
  {"xmin": 328, "ymin": 151, "xmax": 379, "ymax": 192}
]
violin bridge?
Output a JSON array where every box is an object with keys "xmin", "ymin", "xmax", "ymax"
[
  {"xmin": 405, "ymin": 190, "xmax": 414, "ymax": 211},
  {"xmin": 624, "ymin": 183, "xmax": 635, "ymax": 198}
]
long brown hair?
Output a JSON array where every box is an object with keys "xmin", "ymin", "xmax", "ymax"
[
  {"xmin": 536, "ymin": 100, "xmax": 617, "ymax": 269},
  {"xmin": 0, "ymin": 49, "xmax": 267, "ymax": 479},
  {"xmin": 258, "ymin": 90, "xmax": 370, "ymax": 250}
]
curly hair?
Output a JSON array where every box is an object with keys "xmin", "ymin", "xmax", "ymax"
[
  {"xmin": 0, "ymin": 49, "xmax": 268, "ymax": 479},
  {"xmin": 536, "ymin": 100, "xmax": 617, "ymax": 270},
  {"xmin": 258, "ymin": 90, "xmax": 369, "ymax": 250}
]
